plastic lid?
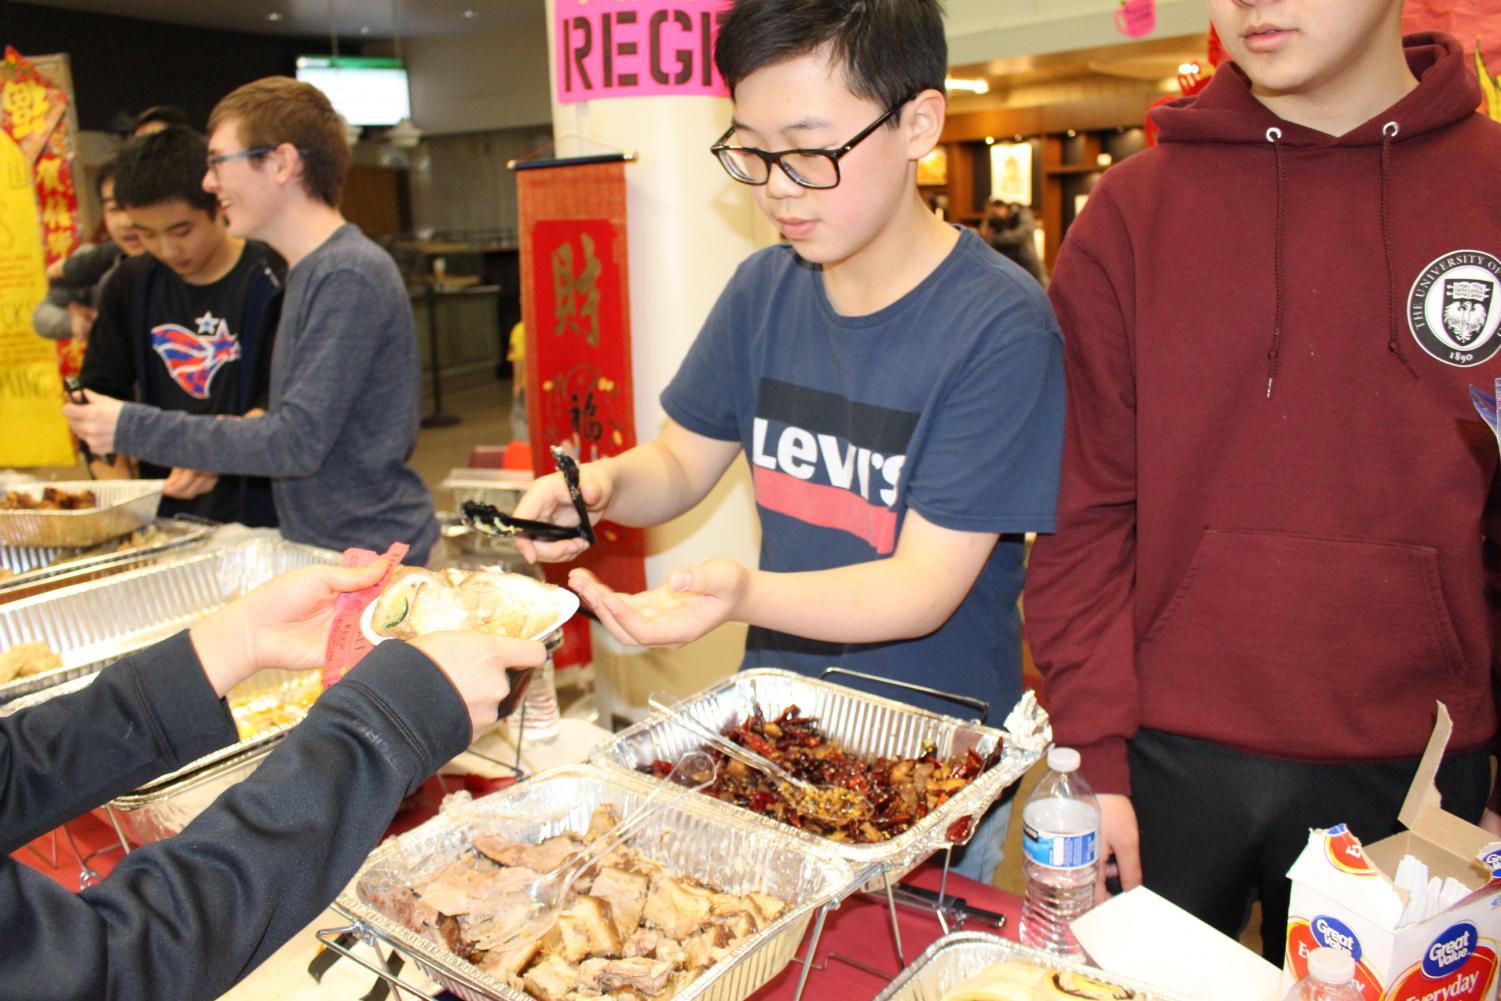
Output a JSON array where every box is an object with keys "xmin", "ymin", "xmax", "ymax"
[
  {"xmin": 1048, "ymin": 747, "xmax": 1081, "ymax": 773},
  {"xmin": 1308, "ymin": 947, "xmax": 1355, "ymax": 984}
]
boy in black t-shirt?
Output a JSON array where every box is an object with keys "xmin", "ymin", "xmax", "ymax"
[{"xmin": 81, "ymin": 127, "xmax": 279, "ymax": 527}]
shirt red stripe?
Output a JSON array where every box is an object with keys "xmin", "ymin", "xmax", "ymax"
[{"xmin": 753, "ymin": 466, "xmax": 898, "ymax": 554}]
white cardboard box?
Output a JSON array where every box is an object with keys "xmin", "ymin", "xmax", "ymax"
[{"xmin": 1283, "ymin": 703, "xmax": 1501, "ymax": 1001}]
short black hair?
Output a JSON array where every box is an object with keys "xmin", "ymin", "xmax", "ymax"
[
  {"xmin": 112, "ymin": 127, "xmax": 218, "ymax": 216},
  {"xmin": 714, "ymin": 0, "xmax": 947, "ymax": 115},
  {"xmin": 131, "ymin": 104, "xmax": 193, "ymax": 134}
]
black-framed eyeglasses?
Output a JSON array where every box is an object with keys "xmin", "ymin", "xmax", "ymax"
[{"xmin": 710, "ymin": 103, "xmax": 905, "ymax": 190}]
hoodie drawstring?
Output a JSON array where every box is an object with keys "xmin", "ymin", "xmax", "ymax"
[
  {"xmin": 1265, "ymin": 127, "xmax": 1285, "ymax": 399},
  {"xmin": 1380, "ymin": 121, "xmax": 1419, "ymax": 381},
  {"xmin": 1265, "ymin": 122, "xmax": 1419, "ymax": 398}
]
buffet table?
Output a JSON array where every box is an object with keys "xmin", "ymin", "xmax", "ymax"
[{"xmin": 17, "ymin": 775, "xmax": 1020, "ymax": 1001}]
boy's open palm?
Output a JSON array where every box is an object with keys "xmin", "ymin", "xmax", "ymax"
[{"xmin": 567, "ymin": 558, "xmax": 749, "ymax": 647}]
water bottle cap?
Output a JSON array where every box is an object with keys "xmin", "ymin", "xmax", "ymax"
[
  {"xmin": 1047, "ymin": 747, "xmax": 1081, "ymax": 773},
  {"xmin": 1308, "ymin": 947, "xmax": 1355, "ymax": 984}
]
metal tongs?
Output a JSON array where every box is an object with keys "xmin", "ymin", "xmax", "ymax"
[
  {"xmin": 460, "ymin": 444, "xmax": 596, "ymax": 545},
  {"xmin": 63, "ymin": 376, "xmax": 117, "ymax": 470}
]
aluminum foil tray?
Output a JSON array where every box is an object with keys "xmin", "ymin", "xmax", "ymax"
[
  {"xmin": 0, "ymin": 538, "xmax": 339, "ymax": 706},
  {"xmin": 335, "ymin": 764, "xmax": 855, "ymax": 1001},
  {"xmin": 590, "ymin": 670, "xmax": 1049, "ymax": 879},
  {"xmin": 872, "ymin": 931, "xmax": 1194, "ymax": 1001},
  {"xmin": 0, "ymin": 479, "xmax": 163, "ymax": 548},
  {"xmin": 0, "ymin": 517, "xmax": 214, "ymax": 603}
]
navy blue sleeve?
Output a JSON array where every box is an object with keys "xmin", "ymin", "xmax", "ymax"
[
  {"xmin": 660, "ymin": 259, "xmax": 754, "ymax": 443},
  {"xmin": 903, "ymin": 283, "xmax": 1066, "ymax": 535}
]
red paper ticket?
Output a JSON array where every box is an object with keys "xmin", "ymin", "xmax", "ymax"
[{"xmin": 322, "ymin": 541, "xmax": 409, "ymax": 688}]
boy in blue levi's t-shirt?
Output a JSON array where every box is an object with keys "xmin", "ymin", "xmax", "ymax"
[{"xmin": 515, "ymin": 0, "xmax": 1064, "ymax": 881}]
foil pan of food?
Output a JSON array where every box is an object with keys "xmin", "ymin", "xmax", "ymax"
[
  {"xmin": 872, "ymin": 931, "xmax": 1192, "ymax": 1001},
  {"xmin": 332, "ymin": 764, "xmax": 856, "ymax": 1001},
  {"xmin": 589, "ymin": 670, "xmax": 1049, "ymax": 879},
  {"xmin": 0, "ymin": 539, "xmax": 341, "ymax": 845},
  {"xmin": 0, "ymin": 538, "xmax": 339, "ymax": 706},
  {"xmin": 0, "ymin": 480, "xmax": 163, "ymax": 548},
  {"xmin": 0, "ymin": 517, "xmax": 214, "ymax": 603}
]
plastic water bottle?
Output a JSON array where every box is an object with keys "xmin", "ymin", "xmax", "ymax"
[
  {"xmin": 1283, "ymin": 948, "xmax": 1363, "ymax": 1001},
  {"xmin": 519, "ymin": 659, "xmax": 561, "ymax": 743},
  {"xmin": 1019, "ymin": 747, "xmax": 1100, "ymax": 957}
]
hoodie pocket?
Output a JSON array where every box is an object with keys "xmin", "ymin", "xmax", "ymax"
[{"xmin": 1138, "ymin": 529, "xmax": 1466, "ymax": 742}]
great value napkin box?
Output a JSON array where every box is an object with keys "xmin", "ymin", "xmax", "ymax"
[{"xmin": 1283, "ymin": 704, "xmax": 1501, "ymax": 1001}]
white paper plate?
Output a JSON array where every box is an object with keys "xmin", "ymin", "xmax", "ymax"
[{"xmin": 360, "ymin": 577, "xmax": 579, "ymax": 646}]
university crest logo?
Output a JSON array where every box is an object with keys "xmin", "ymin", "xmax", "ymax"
[{"xmin": 1408, "ymin": 250, "xmax": 1501, "ymax": 367}]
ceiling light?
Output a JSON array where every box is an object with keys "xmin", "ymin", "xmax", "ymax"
[
  {"xmin": 464, "ymin": 8, "xmax": 476, "ymax": 17},
  {"xmin": 360, "ymin": 25, "xmax": 370, "ymax": 34},
  {"xmin": 266, "ymin": 11, "xmax": 283, "ymax": 21},
  {"xmin": 944, "ymin": 76, "xmax": 990, "ymax": 95},
  {"xmin": 1066, "ymin": 129, "xmax": 1077, "ymax": 138},
  {"xmin": 984, "ymin": 136, "xmax": 995, "ymax": 145}
]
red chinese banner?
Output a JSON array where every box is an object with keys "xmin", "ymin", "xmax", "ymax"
[
  {"xmin": 0, "ymin": 48, "xmax": 77, "ymax": 466},
  {"xmin": 518, "ymin": 159, "xmax": 646, "ymax": 666}
]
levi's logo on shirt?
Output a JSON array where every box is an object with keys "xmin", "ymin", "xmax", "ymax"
[{"xmin": 749, "ymin": 378, "xmax": 916, "ymax": 555}]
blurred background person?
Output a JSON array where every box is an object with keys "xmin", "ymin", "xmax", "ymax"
[
  {"xmin": 980, "ymin": 198, "xmax": 1047, "ymax": 286},
  {"xmin": 32, "ymin": 158, "xmax": 146, "ymax": 348}
]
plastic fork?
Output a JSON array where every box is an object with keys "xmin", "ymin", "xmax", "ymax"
[
  {"xmin": 475, "ymin": 750, "xmax": 716, "ymax": 952},
  {"xmin": 646, "ymin": 692, "xmax": 874, "ymax": 825}
]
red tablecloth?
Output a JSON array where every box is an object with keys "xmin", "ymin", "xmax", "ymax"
[{"xmin": 750, "ymin": 862, "xmax": 1021, "ymax": 1000}]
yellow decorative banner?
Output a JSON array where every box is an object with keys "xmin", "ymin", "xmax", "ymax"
[{"xmin": 0, "ymin": 50, "xmax": 75, "ymax": 468}]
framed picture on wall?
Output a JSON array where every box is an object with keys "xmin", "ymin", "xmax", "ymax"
[{"xmin": 990, "ymin": 142, "xmax": 1032, "ymax": 205}]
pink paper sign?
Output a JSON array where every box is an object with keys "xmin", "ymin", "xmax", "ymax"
[
  {"xmin": 1115, "ymin": 0, "xmax": 1157, "ymax": 38},
  {"xmin": 555, "ymin": 0, "xmax": 733, "ymax": 104}
]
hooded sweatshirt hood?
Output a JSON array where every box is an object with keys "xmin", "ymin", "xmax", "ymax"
[{"xmin": 1024, "ymin": 33, "xmax": 1501, "ymax": 797}]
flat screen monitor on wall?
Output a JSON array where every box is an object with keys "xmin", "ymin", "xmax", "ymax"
[{"xmin": 295, "ymin": 56, "xmax": 411, "ymax": 126}]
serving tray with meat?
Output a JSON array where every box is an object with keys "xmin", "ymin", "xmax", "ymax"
[{"xmin": 335, "ymin": 765, "xmax": 854, "ymax": 1001}]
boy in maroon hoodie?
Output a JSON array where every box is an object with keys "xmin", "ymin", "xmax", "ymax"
[{"xmin": 1025, "ymin": 0, "xmax": 1501, "ymax": 961}]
